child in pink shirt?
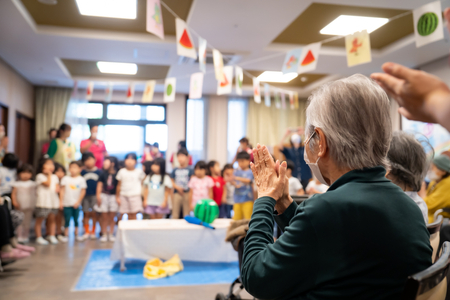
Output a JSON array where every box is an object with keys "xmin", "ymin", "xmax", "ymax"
[{"xmin": 188, "ymin": 161, "xmax": 214, "ymax": 211}]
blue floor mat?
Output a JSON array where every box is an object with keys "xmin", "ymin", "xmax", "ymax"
[{"xmin": 74, "ymin": 249, "xmax": 240, "ymax": 291}]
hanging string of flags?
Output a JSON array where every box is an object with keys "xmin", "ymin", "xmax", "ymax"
[{"xmin": 81, "ymin": 0, "xmax": 445, "ymax": 110}]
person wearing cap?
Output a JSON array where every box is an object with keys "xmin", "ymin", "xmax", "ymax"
[
  {"xmin": 425, "ymin": 155, "xmax": 450, "ymax": 223},
  {"xmin": 278, "ymin": 127, "xmax": 312, "ymax": 188}
]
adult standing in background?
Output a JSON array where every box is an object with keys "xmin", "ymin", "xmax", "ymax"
[
  {"xmin": 278, "ymin": 127, "xmax": 312, "ymax": 188},
  {"xmin": 41, "ymin": 128, "xmax": 57, "ymax": 156},
  {"xmin": 170, "ymin": 141, "xmax": 193, "ymax": 169},
  {"xmin": 0, "ymin": 125, "xmax": 8, "ymax": 164},
  {"xmin": 80, "ymin": 125, "xmax": 107, "ymax": 169},
  {"xmin": 232, "ymin": 137, "xmax": 253, "ymax": 164},
  {"xmin": 47, "ymin": 124, "xmax": 76, "ymax": 170}
]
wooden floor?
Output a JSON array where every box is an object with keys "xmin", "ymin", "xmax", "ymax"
[{"xmin": 0, "ymin": 238, "xmax": 250, "ymax": 300}]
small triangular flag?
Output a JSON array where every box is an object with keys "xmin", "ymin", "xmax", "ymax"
[
  {"xmin": 217, "ymin": 66, "xmax": 233, "ymax": 95},
  {"xmin": 297, "ymin": 43, "xmax": 321, "ymax": 74},
  {"xmin": 235, "ymin": 66, "xmax": 243, "ymax": 95},
  {"xmin": 345, "ymin": 30, "xmax": 371, "ymax": 67},
  {"xmin": 213, "ymin": 49, "xmax": 225, "ymax": 82},
  {"xmin": 198, "ymin": 37, "xmax": 207, "ymax": 73},
  {"xmin": 264, "ymin": 84, "xmax": 271, "ymax": 107},
  {"xmin": 105, "ymin": 82, "xmax": 113, "ymax": 102},
  {"xmin": 189, "ymin": 72, "xmax": 204, "ymax": 99}
]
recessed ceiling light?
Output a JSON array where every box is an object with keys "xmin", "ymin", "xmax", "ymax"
[
  {"xmin": 320, "ymin": 15, "xmax": 389, "ymax": 36},
  {"xmin": 38, "ymin": 0, "xmax": 57, "ymax": 5},
  {"xmin": 75, "ymin": 0, "xmax": 137, "ymax": 19},
  {"xmin": 300, "ymin": 77, "xmax": 307, "ymax": 82},
  {"xmin": 97, "ymin": 61, "xmax": 138, "ymax": 75},
  {"xmin": 257, "ymin": 71, "xmax": 298, "ymax": 83}
]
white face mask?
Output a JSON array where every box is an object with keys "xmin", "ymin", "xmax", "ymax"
[
  {"xmin": 291, "ymin": 134, "xmax": 301, "ymax": 145},
  {"xmin": 91, "ymin": 132, "xmax": 97, "ymax": 139},
  {"xmin": 428, "ymin": 170, "xmax": 441, "ymax": 182},
  {"xmin": 304, "ymin": 130, "xmax": 329, "ymax": 186},
  {"xmin": 0, "ymin": 132, "xmax": 5, "ymax": 139}
]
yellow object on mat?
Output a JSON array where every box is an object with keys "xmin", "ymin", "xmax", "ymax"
[{"xmin": 143, "ymin": 254, "xmax": 184, "ymax": 280}]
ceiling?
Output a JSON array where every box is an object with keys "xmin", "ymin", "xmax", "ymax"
[{"xmin": 0, "ymin": 0, "xmax": 449, "ymax": 97}]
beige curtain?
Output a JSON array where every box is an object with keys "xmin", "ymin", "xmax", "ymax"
[
  {"xmin": 34, "ymin": 87, "xmax": 72, "ymax": 167},
  {"xmin": 247, "ymin": 98, "xmax": 307, "ymax": 149}
]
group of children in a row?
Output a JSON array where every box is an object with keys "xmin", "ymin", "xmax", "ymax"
[{"xmin": 6, "ymin": 146, "xmax": 257, "ymax": 245}]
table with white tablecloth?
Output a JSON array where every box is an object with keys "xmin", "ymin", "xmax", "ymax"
[{"xmin": 110, "ymin": 218, "xmax": 238, "ymax": 271}]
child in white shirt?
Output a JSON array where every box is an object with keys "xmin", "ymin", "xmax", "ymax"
[
  {"xmin": 286, "ymin": 161, "xmax": 304, "ymax": 196},
  {"xmin": 59, "ymin": 161, "xmax": 87, "ymax": 242},
  {"xmin": 143, "ymin": 158, "xmax": 172, "ymax": 219},
  {"xmin": 306, "ymin": 177, "xmax": 329, "ymax": 195},
  {"xmin": 0, "ymin": 153, "xmax": 19, "ymax": 197}
]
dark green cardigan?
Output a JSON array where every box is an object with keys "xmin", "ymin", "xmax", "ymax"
[{"xmin": 241, "ymin": 167, "xmax": 432, "ymax": 300}]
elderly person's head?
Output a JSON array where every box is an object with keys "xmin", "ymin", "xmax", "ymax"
[
  {"xmin": 429, "ymin": 155, "xmax": 450, "ymax": 182},
  {"xmin": 386, "ymin": 131, "xmax": 428, "ymax": 191},
  {"xmin": 304, "ymin": 74, "xmax": 392, "ymax": 185}
]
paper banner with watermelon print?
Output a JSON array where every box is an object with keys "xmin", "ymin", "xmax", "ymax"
[
  {"xmin": 275, "ymin": 89, "xmax": 281, "ymax": 109},
  {"xmin": 253, "ymin": 78, "xmax": 261, "ymax": 104},
  {"xmin": 413, "ymin": 1, "xmax": 444, "ymax": 48},
  {"xmin": 281, "ymin": 91, "xmax": 286, "ymax": 109},
  {"xmin": 289, "ymin": 92, "xmax": 295, "ymax": 110},
  {"xmin": 282, "ymin": 48, "xmax": 302, "ymax": 74},
  {"xmin": 294, "ymin": 92, "xmax": 299, "ymax": 109},
  {"xmin": 213, "ymin": 49, "xmax": 225, "ymax": 82},
  {"xmin": 175, "ymin": 18, "xmax": 197, "ymax": 59},
  {"xmin": 164, "ymin": 77, "xmax": 176, "ymax": 102},
  {"xmin": 126, "ymin": 83, "xmax": 135, "ymax": 103},
  {"xmin": 105, "ymin": 82, "xmax": 113, "ymax": 102},
  {"xmin": 235, "ymin": 66, "xmax": 243, "ymax": 95},
  {"xmin": 189, "ymin": 72, "xmax": 204, "ymax": 99},
  {"xmin": 86, "ymin": 81, "xmax": 94, "ymax": 100},
  {"xmin": 146, "ymin": 0, "xmax": 164, "ymax": 39},
  {"xmin": 142, "ymin": 80, "xmax": 156, "ymax": 103},
  {"xmin": 345, "ymin": 30, "xmax": 371, "ymax": 67},
  {"xmin": 198, "ymin": 37, "xmax": 207, "ymax": 73},
  {"xmin": 217, "ymin": 66, "xmax": 233, "ymax": 95},
  {"xmin": 264, "ymin": 84, "xmax": 271, "ymax": 107},
  {"xmin": 297, "ymin": 43, "xmax": 321, "ymax": 75}
]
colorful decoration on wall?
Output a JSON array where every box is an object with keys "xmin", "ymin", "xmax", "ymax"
[
  {"xmin": 142, "ymin": 80, "xmax": 156, "ymax": 103},
  {"xmin": 289, "ymin": 92, "xmax": 295, "ymax": 110},
  {"xmin": 281, "ymin": 48, "xmax": 302, "ymax": 74},
  {"xmin": 281, "ymin": 92, "xmax": 286, "ymax": 109},
  {"xmin": 86, "ymin": 81, "xmax": 94, "ymax": 100},
  {"xmin": 217, "ymin": 66, "xmax": 233, "ymax": 95},
  {"xmin": 235, "ymin": 66, "xmax": 243, "ymax": 95},
  {"xmin": 213, "ymin": 49, "xmax": 225, "ymax": 82},
  {"xmin": 175, "ymin": 18, "xmax": 197, "ymax": 59},
  {"xmin": 264, "ymin": 83, "xmax": 271, "ymax": 107},
  {"xmin": 164, "ymin": 77, "xmax": 176, "ymax": 102},
  {"xmin": 345, "ymin": 30, "xmax": 372, "ymax": 67},
  {"xmin": 297, "ymin": 43, "xmax": 321, "ymax": 74},
  {"xmin": 126, "ymin": 83, "xmax": 135, "ymax": 103},
  {"xmin": 105, "ymin": 82, "xmax": 113, "ymax": 102},
  {"xmin": 189, "ymin": 72, "xmax": 204, "ymax": 99},
  {"xmin": 146, "ymin": 0, "xmax": 164, "ymax": 39},
  {"xmin": 198, "ymin": 37, "xmax": 207, "ymax": 73},
  {"xmin": 253, "ymin": 78, "xmax": 261, "ymax": 104},
  {"xmin": 413, "ymin": 1, "xmax": 444, "ymax": 47}
]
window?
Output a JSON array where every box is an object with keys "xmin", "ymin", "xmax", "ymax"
[
  {"xmin": 146, "ymin": 124, "xmax": 168, "ymax": 151},
  {"xmin": 103, "ymin": 125, "xmax": 144, "ymax": 159},
  {"xmin": 86, "ymin": 103, "xmax": 103, "ymax": 119},
  {"xmin": 227, "ymin": 99, "xmax": 248, "ymax": 162},
  {"xmin": 186, "ymin": 98, "xmax": 207, "ymax": 164},
  {"xmin": 107, "ymin": 104, "xmax": 141, "ymax": 120},
  {"xmin": 146, "ymin": 106, "xmax": 165, "ymax": 121}
]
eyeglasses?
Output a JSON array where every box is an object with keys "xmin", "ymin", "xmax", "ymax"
[{"xmin": 304, "ymin": 130, "xmax": 316, "ymax": 145}]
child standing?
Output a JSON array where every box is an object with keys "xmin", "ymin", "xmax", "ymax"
[
  {"xmin": 96, "ymin": 156, "xmax": 119, "ymax": 242},
  {"xmin": 170, "ymin": 148, "xmax": 193, "ymax": 219},
  {"xmin": 305, "ymin": 177, "xmax": 328, "ymax": 195},
  {"xmin": 59, "ymin": 161, "xmax": 87, "ymax": 242},
  {"xmin": 143, "ymin": 158, "xmax": 172, "ymax": 219},
  {"xmin": 35, "ymin": 158, "xmax": 60, "ymax": 245},
  {"xmin": 221, "ymin": 164, "xmax": 235, "ymax": 218},
  {"xmin": 233, "ymin": 151, "xmax": 254, "ymax": 220},
  {"xmin": 0, "ymin": 153, "xmax": 19, "ymax": 197},
  {"xmin": 80, "ymin": 152, "xmax": 101, "ymax": 239},
  {"xmin": 188, "ymin": 161, "xmax": 214, "ymax": 211},
  {"xmin": 53, "ymin": 163, "xmax": 66, "ymax": 242},
  {"xmin": 116, "ymin": 153, "xmax": 145, "ymax": 220},
  {"xmin": 208, "ymin": 161, "xmax": 226, "ymax": 214},
  {"xmin": 11, "ymin": 164, "xmax": 36, "ymax": 243},
  {"xmin": 287, "ymin": 160, "xmax": 305, "ymax": 195}
]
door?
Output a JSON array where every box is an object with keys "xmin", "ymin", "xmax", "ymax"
[
  {"xmin": 15, "ymin": 112, "xmax": 35, "ymax": 164},
  {"xmin": 0, "ymin": 104, "xmax": 9, "ymax": 133}
]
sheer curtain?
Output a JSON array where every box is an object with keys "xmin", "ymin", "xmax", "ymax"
[
  {"xmin": 65, "ymin": 98, "xmax": 89, "ymax": 160},
  {"xmin": 34, "ymin": 87, "xmax": 72, "ymax": 167}
]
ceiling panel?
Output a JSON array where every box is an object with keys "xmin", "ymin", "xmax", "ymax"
[
  {"xmin": 61, "ymin": 59, "xmax": 170, "ymax": 80},
  {"xmin": 242, "ymin": 71, "xmax": 328, "ymax": 88},
  {"xmin": 272, "ymin": 3, "xmax": 413, "ymax": 49},
  {"xmin": 20, "ymin": 0, "xmax": 193, "ymax": 35}
]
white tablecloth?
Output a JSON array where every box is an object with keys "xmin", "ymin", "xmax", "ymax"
[{"xmin": 110, "ymin": 219, "xmax": 238, "ymax": 267}]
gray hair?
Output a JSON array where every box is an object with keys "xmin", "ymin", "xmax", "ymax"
[
  {"xmin": 387, "ymin": 131, "xmax": 429, "ymax": 191},
  {"xmin": 306, "ymin": 74, "xmax": 392, "ymax": 170}
]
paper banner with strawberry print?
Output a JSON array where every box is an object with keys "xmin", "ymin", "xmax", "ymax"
[
  {"xmin": 164, "ymin": 77, "xmax": 176, "ymax": 102},
  {"xmin": 217, "ymin": 66, "xmax": 233, "ymax": 95},
  {"xmin": 142, "ymin": 80, "xmax": 156, "ymax": 103},
  {"xmin": 175, "ymin": 18, "xmax": 196, "ymax": 59},
  {"xmin": 146, "ymin": 0, "xmax": 164, "ymax": 39},
  {"xmin": 253, "ymin": 78, "xmax": 261, "ymax": 104},
  {"xmin": 345, "ymin": 30, "xmax": 371, "ymax": 67}
]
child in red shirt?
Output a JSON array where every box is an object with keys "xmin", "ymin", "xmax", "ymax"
[{"xmin": 207, "ymin": 161, "xmax": 226, "ymax": 211}]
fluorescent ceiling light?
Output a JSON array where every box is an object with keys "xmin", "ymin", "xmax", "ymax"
[
  {"xmin": 257, "ymin": 71, "xmax": 298, "ymax": 83},
  {"xmin": 75, "ymin": 0, "xmax": 137, "ymax": 19},
  {"xmin": 97, "ymin": 61, "xmax": 138, "ymax": 75},
  {"xmin": 320, "ymin": 15, "xmax": 389, "ymax": 36}
]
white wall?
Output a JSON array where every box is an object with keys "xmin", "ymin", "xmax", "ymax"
[
  {"xmin": 0, "ymin": 57, "xmax": 34, "ymax": 152},
  {"xmin": 419, "ymin": 56, "xmax": 450, "ymax": 84},
  {"xmin": 206, "ymin": 96, "xmax": 228, "ymax": 167}
]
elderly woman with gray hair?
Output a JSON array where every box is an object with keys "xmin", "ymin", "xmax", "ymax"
[
  {"xmin": 386, "ymin": 131, "xmax": 428, "ymax": 224},
  {"xmin": 241, "ymin": 75, "xmax": 432, "ymax": 300}
]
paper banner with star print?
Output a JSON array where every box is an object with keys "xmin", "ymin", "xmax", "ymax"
[
  {"xmin": 175, "ymin": 18, "xmax": 196, "ymax": 59},
  {"xmin": 126, "ymin": 83, "xmax": 135, "ymax": 103},
  {"xmin": 253, "ymin": 78, "xmax": 261, "ymax": 104},
  {"xmin": 217, "ymin": 66, "xmax": 233, "ymax": 95},
  {"xmin": 264, "ymin": 84, "xmax": 271, "ymax": 107},
  {"xmin": 213, "ymin": 49, "xmax": 225, "ymax": 82},
  {"xmin": 146, "ymin": 0, "xmax": 164, "ymax": 39},
  {"xmin": 345, "ymin": 30, "xmax": 371, "ymax": 67},
  {"xmin": 164, "ymin": 77, "xmax": 176, "ymax": 102},
  {"xmin": 105, "ymin": 82, "xmax": 113, "ymax": 102},
  {"xmin": 86, "ymin": 81, "xmax": 94, "ymax": 100},
  {"xmin": 189, "ymin": 72, "xmax": 204, "ymax": 99},
  {"xmin": 142, "ymin": 80, "xmax": 156, "ymax": 103},
  {"xmin": 235, "ymin": 66, "xmax": 243, "ymax": 95}
]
